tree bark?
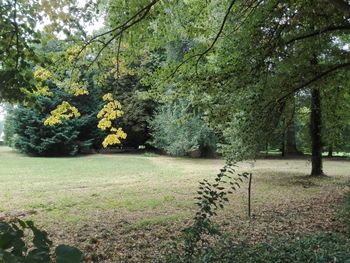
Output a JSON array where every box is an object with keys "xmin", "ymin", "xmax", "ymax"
[{"xmin": 310, "ymin": 88, "xmax": 324, "ymax": 176}]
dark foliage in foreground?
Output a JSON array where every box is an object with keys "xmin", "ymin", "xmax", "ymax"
[{"xmin": 0, "ymin": 219, "xmax": 81, "ymax": 263}]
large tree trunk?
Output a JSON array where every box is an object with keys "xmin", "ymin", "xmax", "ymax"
[{"xmin": 310, "ymin": 88, "xmax": 324, "ymax": 176}]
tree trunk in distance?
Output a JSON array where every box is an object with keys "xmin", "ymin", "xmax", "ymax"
[
  {"xmin": 310, "ymin": 88, "xmax": 324, "ymax": 176},
  {"xmin": 281, "ymin": 123, "xmax": 285, "ymax": 157},
  {"xmin": 285, "ymin": 95, "xmax": 302, "ymax": 156},
  {"xmin": 328, "ymin": 145, "xmax": 333, "ymax": 157},
  {"xmin": 285, "ymin": 122, "xmax": 302, "ymax": 156},
  {"xmin": 281, "ymin": 140, "xmax": 285, "ymax": 157}
]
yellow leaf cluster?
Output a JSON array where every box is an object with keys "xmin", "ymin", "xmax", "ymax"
[
  {"xmin": 28, "ymin": 67, "xmax": 54, "ymax": 98},
  {"xmin": 70, "ymin": 82, "xmax": 89, "ymax": 96},
  {"xmin": 110, "ymin": 58, "xmax": 135, "ymax": 79},
  {"xmin": 34, "ymin": 67, "xmax": 53, "ymax": 81},
  {"xmin": 33, "ymin": 86, "xmax": 54, "ymax": 97},
  {"xmin": 97, "ymin": 93, "xmax": 127, "ymax": 148},
  {"xmin": 65, "ymin": 46, "xmax": 82, "ymax": 62},
  {"xmin": 97, "ymin": 118, "xmax": 112, "ymax": 130},
  {"xmin": 44, "ymin": 101, "xmax": 81, "ymax": 126},
  {"xmin": 97, "ymin": 93, "xmax": 123, "ymax": 130},
  {"xmin": 55, "ymin": 79, "xmax": 89, "ymax": 97},
  {"xmin": 102, "ymin": 128, "xmax": 127, "ymax": 148},
  {"xmin": 102, "ymin": 93, "xmax": 113, "ymax": 101}
]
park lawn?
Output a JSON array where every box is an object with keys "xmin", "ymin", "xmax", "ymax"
[{"xmin": 0, "ymin": 146, "xmax": 349, "ymax": 262}]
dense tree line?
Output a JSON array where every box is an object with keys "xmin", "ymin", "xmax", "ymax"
[
  {"xmin": 1, "ymin": 0, "xmax": 350, "ymax": 164},
  {"xmin": 96, "ymin": 0, "xmax": 350, "ymax": 175},
  {"xmin": 4, "ymin": 86, "xmax": 106, "ymax": 156},
  {"xmin": 1, "ymin": 1, "xmax": 350, "ymax": 262}
]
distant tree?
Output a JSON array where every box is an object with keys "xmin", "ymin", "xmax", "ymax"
[
  {"xmin": 103, "ymin": 74, "xmax": 155, "ymax": 148},
  {"xmin": 4, "ymin": 87, "xmax": 105, "ymax": 156},
  {"xmin": 86, "ymin": 0, "xmax": 350, "ymax": 175},
  {"xmin": 322, "ymin": 84, "xmax": 350, "ymax": 156},
  {"xmin": 149, "ymin": 100, "xmax": 217, "ymax": 157},
  {"xmin": 0, "ymin": 120, "xmax": 4, "ymax": 137}
]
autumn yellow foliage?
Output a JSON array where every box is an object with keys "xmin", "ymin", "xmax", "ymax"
[
  {"xmin": 34, "ymin": 67, "xmax": 53, "ymax": 81},
  {"xmin": 44, "ymin": 101, "xmax": 81, "ymax": 126},
  {"xmin": 97, "ymin": 93, "xmax": 127, "ymax": 148},
  {"xmin": 21, "ymin": 67, "xmax": 54, "ymax": 98}
]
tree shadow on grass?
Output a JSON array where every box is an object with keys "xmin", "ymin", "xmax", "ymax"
[{"xmin": 257, "ymin": 171, "xmax": 337, "ymax": 189}]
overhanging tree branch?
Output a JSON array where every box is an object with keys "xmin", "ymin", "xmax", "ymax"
[
  {"xmin": 166, "ymin": 0, "xmax": 241, "ymax": 79},
  {"xmin": 276, "ymin": 62, "xmax": 350, "ymax": 104},
  {"xmin": 68, "ymin": 0, "xmax": 159, "ymax": 85},
  {"xmin": 75, "ymin": 0, "xmax": 159, "ymax": 63},
  {"xmin": 196, "ymin": 0, "xmax": 237, "ymax": 64},
  {"xmin": 286, "ymin": 24, "xmax": 350, "ymax": 45}
]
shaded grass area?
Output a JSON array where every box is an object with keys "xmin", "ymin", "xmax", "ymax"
[
  {"xmin": 0, "ymin": 146, "xmax": 349, "ymax": 262},
  {"xmin": 179, "ymin": 233, "xmax": 350, "ymax": 263},
  {"xmin": 171, "ymin": 191, "xmax": 350, "ymax": 263}
]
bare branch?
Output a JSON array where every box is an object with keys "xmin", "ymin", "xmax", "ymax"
[
  {"xmin": 275, "ymin": 62, "xmax": 350, "ymax": 104},
  {"xmin": 115, "ymin": 32, "xmax": 123, "ymax": 81},
  {"xmin": 286, "ymin": 24, "xmax": 350, "ymax": 45},
  {"xmin": 76, "ymin": 0, "xmax": 159, "ymax": 60},
  {"xmin": 196, "ymin": 0, "xmax": 237, "ymax": 65},
  {"xmin": 165, "ymin": 0, "xmax": 242, "ymax": 79}
]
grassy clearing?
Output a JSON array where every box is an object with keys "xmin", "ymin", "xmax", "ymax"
[
  {"xmin": 0, "ymin": 146, "xmax": 349, "ymax": 262},
  {"xmin": 0, "ymin": 147, "xmax": 224, "ymax": 224}
]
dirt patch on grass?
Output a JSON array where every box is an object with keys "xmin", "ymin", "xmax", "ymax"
[{"xmin": 0, "ymin": 209, "xmax": 38, "ymax": 221}]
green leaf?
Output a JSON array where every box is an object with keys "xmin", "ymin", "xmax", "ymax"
[{"xmin": 55, "ymin": 245, "xmax": 82, "ymax": 263}]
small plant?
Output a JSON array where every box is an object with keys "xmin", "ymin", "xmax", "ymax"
[
  {"xmin": 167, "ymin": 160, "xmax": 251, "ymax": 262},
  {"xmin": 0, "ymin": 219, "xmax": 82, "ymax": 263}
]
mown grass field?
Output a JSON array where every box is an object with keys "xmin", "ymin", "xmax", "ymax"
[{"xmin": 0, "ymin": 146, "xmax": 349, "ymax": 262}]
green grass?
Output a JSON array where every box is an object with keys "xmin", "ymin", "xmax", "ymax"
[
  {"xmin": 0, "ymin": 146, "xmax": 225, "ymax": 226},
  {"xmin": 0, "ymin": 146, "xmax": 349, "ymax": 261},
  {"xmin": 0, "ymin": 146, "xmax": 349, "ymax": 226},
  {"xmin": 142, "ymin": 152, "xmax": 160, "ymax": 157}
]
